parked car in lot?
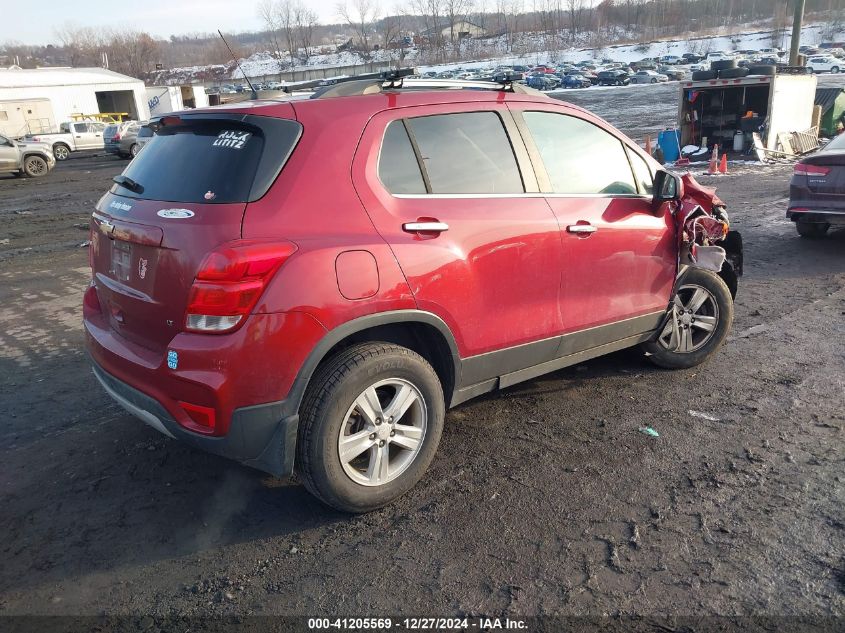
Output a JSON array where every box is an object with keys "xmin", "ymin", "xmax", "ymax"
[
  {"xmin": 682, "ymin": 53, "xmax": 704, "ymax": 63},
  {"xmin": 27, "ymin": 120, "xmax": 107, "ymax": 161},
  {"xmin": 561, "ymin": 74, "xmax": 591, "ymax": 88},
  {"xmin": 0, "ymin": 133, "xmax": 55, "ymax": 177},
  {"xmin": 806, "ymin": 56, "xmax": 842, "ymax": 73},
  {"xmin": 660, "ymin": 55, "xmax": 682, "ymax": 65},
  {"xmin": 659, "ymin": 65, "xmax": 687, "ymax": 80},
  {"xmin": 631, "ymin": 70, "xmax": 669, "ymax": 84},
  {"xmin": 788, "ymin": 132, "xmax": 845, "ymax": 237},
  {"xmin": 598, "ymin": 69, "xmax": 631, "ymax": 85},
  {"xmin": 104, "ymin": 121, "xmax": 145, "ymax": 159},
  {"xmin": 526, "ymin": 73, "xmax": 560, "ymax": 90},
  {"xmin": 85, "ymin": 78, "xmax": 742, "ymax": 512}
]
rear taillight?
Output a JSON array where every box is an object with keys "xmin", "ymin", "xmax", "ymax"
[
  {"xmin": 113, "ymin": 134, "xmax": 121, "ymax": 141},
  {"xmin": 794, "ymin": 163, "xmax": 830, "ymax": 177},
  {"xmin": 185, "ymin": 240, "xmax": 297, "ymax": 333}
]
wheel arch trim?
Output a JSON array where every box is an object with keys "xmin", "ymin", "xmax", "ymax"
[{"xmin": 282, "ymin": 310, "xmax": 462, "ymax": 418}]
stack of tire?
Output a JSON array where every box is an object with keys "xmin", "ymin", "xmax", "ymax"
[{"xmin": 691, "ymin": 59, "xmax": 777, "ymax": 81}]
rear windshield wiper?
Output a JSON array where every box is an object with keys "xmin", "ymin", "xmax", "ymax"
[{"xmin": 112, "ymin": 175, "xmax": 144, "ymax": 194}]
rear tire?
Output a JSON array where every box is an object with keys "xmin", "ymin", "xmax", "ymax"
[
  {"xmin": 711, "ymin": 59, "xmax": 737, "ymax": 72},
  {"xmin": 23, "ymin": 155, "xmax": 49, "ymax": 177},
  {"xmin": 52, "ymin": 144, "xmax": 70, "ymax": 161},
  {"xmin": 748, "ymin": 64, "xmax": 777, "ymax": 76},
  {"xmin": 643, "ymin": 268, "xmax": 733, "ymax": 370},
  {"xmin": 296, "ymin": 342, "xmax": 445, "ymax": 513},
  {"xmin": 796, "ymin": 221, "xmax": 830, "ymax": 238},
  {"xmin": 831, "ymin": 66, "xmax": 840, "ymax": 74},
  {"xmin": 719, "ymin": 67, "xmax": 749, "ymax": 78}
]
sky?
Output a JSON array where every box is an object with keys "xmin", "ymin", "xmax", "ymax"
[{"xmin": 2, "ymin": 0, "xmax": 344, "ymax": 45}]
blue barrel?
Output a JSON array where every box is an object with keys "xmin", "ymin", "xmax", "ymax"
[{"xmin": 657, "ymin": 129, "xmax": 681, "ymax": 163}]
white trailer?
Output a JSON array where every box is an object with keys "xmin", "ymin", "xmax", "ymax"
[
  {"xmin": 146, "ymin": 85, "xmax": 209, "ymax": 116},
  {"xmin": 678, "ymin": 73, "xmax": 818, "ymax": 154}
]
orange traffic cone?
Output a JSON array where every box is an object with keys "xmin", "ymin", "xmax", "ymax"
[
  {"xmin": 718, "ymin": 153, "xmax": 728, "ymax": 174},
  {"xmin": 708, "ymin": 144, "xmax": 719, "ymax": 175},
  {"xmin": 644, "ymin": 135, "xmax": 653, "ymax": 157}
]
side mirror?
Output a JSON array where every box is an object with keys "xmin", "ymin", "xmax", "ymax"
[{"xmin": 653, "ymin": 170, "xmax": 683, "ymax": 207}]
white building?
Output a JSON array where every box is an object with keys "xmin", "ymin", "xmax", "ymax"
[{"xmin": 0, "ymin": 67, "xmax": 150, "ymax": 138}]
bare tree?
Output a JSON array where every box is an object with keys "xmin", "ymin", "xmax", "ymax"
[
  {"xmin": 54, "ymin": 24, "xmax": 101, "ymax": 66},
  {"xmin": 337, "ymin": 0, "xmax": 381, "ymax": 52},
  {"xmin": 294, "ymin": 2, "xmax": 319, "ymax": 61},
  {"xmin": 104, "ymin": 30, "xmax": 160, "ymax": 79},
  {"xmin": 257, "ymin": 0, "xmax": 287, "ymax": 67}
]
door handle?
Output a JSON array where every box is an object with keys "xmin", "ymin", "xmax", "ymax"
[
  {"xmin": 403, "ymin": 221, "xmax": 449, "ymax": 233},
  {"xmin": 566, "ymin": 224, "xmax": 597, "ymax": 234}
]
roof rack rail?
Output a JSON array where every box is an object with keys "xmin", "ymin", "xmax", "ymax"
[{"xmin": 304, "ymin": 67, "xmax": 543, "ymax": 99}]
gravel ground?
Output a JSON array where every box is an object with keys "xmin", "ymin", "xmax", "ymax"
[{"xmin": 0, "ymin": 81, "xmax": 843, "ymax": 625}]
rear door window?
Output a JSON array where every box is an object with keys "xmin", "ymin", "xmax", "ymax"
[
  {"xmin": 378, "ymin": 121, "xmax": 426, "ymax": 194},
  {"xmin": 111, "ymin": 116, "xmax": 301, "ymax": 204},
  {"xmin": 522, "ymin": 111, "xmax": 637, "ymax": 195},
  {"xmin": 405, "ymin": 112, "xmax": 524, "ymax": 194}
]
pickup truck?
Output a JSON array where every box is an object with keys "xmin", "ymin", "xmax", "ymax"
[
  {"xmin": 0, "ymin": 133, "xmax": 55, "ymax": 177},
  {"xmin": 26, "ymin": 121, "xmax": 108, "ymax": 161}
]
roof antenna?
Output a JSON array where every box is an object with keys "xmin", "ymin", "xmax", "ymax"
[{"xmin": 218, "ymin": 29, "xmax": 258, "ymax": 100}]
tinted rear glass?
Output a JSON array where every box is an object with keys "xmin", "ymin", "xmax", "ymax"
[
  {"xmin": 138, "ymin": 126, "xmax": 153, "ymax": 138},
  {"xmin": 110, "ymin": 116, "xmax": 301, "ymax": 204}
]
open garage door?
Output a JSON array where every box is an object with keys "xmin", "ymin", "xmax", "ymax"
[{"xmin": 95, "ymin": 90, "xmax": 139, "ymax": 120}]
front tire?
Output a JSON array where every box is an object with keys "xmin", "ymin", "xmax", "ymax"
[
  {"xmin": 643, "ymin": 268, "xmax": 733, "ymax": 370},
  {"xmin": 297, "ymin": 343, "xmax": 445, "ymax": 513},
  {"xmin": 831, "ymin": 66, "xmax": 840, "ymax": 74},
  {"xmin": 23, "ymin": 155, "xmax": 49, "ymax": 177}
]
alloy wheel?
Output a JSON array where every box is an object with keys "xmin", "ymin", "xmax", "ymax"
[
  {"xmin": 25, "ymin": 157, "xmax": 46, "ymax": 176},
  {"xmin": 337, "ymin": 378, "xmax": 427, "ymax": 487},
  {"xmin": 657, "ymin": 283, "xmax": 719, "ymax": 353}
]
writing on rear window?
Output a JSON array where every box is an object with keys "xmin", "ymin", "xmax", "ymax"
[{"xmin": 213, "ymin": 130, "xmax": 252, "ymax": 149}]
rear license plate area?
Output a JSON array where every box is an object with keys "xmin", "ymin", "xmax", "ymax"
[{"xmin": 111, "ymin": 241, "xmax": 132, "ymax": 282}]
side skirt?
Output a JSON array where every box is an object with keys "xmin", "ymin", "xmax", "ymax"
[{"xmin": 451, "ymin": 312, "xmax": 663, "ymax": 407}]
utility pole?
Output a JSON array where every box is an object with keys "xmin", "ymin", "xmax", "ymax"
[{"xmin": 789, "ymin": 0, "xmax": 806, "ymax": 66}]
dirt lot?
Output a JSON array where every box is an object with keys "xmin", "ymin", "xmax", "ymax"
[{"xmin": 0, "ymin": 86, "xmax": 843, "ymax": 625}]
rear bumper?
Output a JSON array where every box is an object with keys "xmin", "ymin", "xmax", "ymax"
[
  {"xmin": 92, "ymin": 362, "xmax": 299, "ymax": 476},
  {"xmin": 104, "ymin": 142, "xmax": 122, "ymax": 155},
  {"xmin": 787, "ymin": 207, "xmax": 845, "ymax": 225},
  {"xmin": 83, "ymin": 291, "xmax": 327, "ymax": 476}
]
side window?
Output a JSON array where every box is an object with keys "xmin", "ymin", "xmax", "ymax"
[
  {"xmin": 60, "ymin": 122, "xmax": 71, "ymax": 134},
  {"xmin": 626, "ymin": 147, "xmax": 654, "ymax": 195},
  {"xmin": 522, "ymin": 111, "xmax": 637, "ymax": 195},
  {"xmin": 74, "ymin": 123, "xmax": 88, "ymax": 133},
  {"xmin": 378, "ymin": 121, "xmax": 425, "ymax": 194},
  {"xmin": 405, "ymin": 112, "xmax": 524, "ymax": 194}
]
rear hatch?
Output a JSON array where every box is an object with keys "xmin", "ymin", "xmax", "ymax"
[
  {"xmin": 90, "ymin": 111, "xmax": 302, "ymax": 353},
  {"xmin": 802, "ymin": 150, "xmax": 845, "ymax": 198},
  {"xmin": 103, "ymin": 124, "xmax": 120, "ymax": 146}
]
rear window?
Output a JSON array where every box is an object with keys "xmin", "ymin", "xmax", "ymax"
[
  {"xmin": 137, "ymin": 126, "xmax": 153, "ymax": 138},
  {"xmin": 110, "ymin": 116, "xmax": 301, "ymax": 204}
]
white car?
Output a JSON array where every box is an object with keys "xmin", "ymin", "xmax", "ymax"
[
  {"xmin": 807, "ymin": 56, "xmax": 842, "ymax": 73},
  {"xmin": 660, "ymin": 55, "xmax": 682, "ymax": 65},
  {"xmin": 705, "ymin": 51, "xmax": 734, "ymax": 61},
  {"xmin": 630, "ymin": 70, "xmax": 669, "ymax": 84}
]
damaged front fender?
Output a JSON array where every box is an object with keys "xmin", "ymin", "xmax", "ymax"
[{"xmin": 675, "ymin": 173, "xmax": 743, "ymax": 298}]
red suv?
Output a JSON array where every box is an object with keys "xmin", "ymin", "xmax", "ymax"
[{"xmin": 84, "ymin": 76, "xmax": 742, "ymax": 512}]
